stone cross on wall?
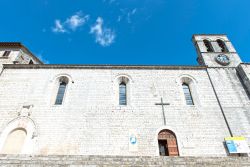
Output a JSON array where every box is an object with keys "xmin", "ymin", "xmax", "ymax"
[{"xmin": 155, "ymin": 98, "xmax": 170, "ymax": 125}]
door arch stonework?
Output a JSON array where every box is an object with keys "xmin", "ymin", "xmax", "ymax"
[
  {"xmin": 158, "ymin": 129, "xmax": 179, "ymax": 156},
  {"xmin": 0, "ymin": 117, "xmax": 37, "ymax": 154}
]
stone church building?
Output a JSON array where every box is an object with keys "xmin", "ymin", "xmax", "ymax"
[{"xmin": 0, "ymin": 34, "xmax": 249, "ymax": 157}]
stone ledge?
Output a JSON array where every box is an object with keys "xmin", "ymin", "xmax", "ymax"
[
  {"xmin": 3, "ymin": 64, "xmax": 207, "ymax": 70},
  {"xmin": 0, "ymin": 155, "xmax": 249, "ymax": 167}
]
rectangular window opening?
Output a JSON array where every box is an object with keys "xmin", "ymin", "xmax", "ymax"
[{"xmin": 2, "ymin": 51, "xmax": 11, "ymax": 57}]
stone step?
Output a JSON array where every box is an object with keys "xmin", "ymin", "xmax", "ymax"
[{"xmin": 0, "ymin": 155, "xmax": 249, "ymax": 167}]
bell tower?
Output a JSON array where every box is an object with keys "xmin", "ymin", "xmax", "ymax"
[{"xmin": 192, "ymin": 34, "xmax": 242, "ymax": 67}]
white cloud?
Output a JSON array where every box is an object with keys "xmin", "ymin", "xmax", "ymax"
[
  {"xmin": 52, "ymin": 11, "xmax": 89, "ymax": 33},
  {"xmin": 118, "ymin": 8, "xmax": 137, "ymax": 23},
  {"xmin": 66, "ymin": 13, "xmax": 89, "ymax": 31},
  {"xmin": 103, "ymin": 0, "xmax": 116, "ymax": 4},
  {"xmin": 131, "ymin": 8, "xmax": 137, "ymax": 15},
  {"xmin": 90, "ymin": 17, "xmax": 116, "ymax": 47},
  {"xmin": 52, "ymin": 20, "xmax": 66, "ymax": 33},
  {"xmin": 117, "ymin": 15, "xmax": 122, "ymax": 22},
  {"xmin": 127, "ymin": 8, "xmax": 137, "ymax": 23}
]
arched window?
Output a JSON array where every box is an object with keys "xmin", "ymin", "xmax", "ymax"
[
  {"xmin": 55, "ymin": 77, "xmax": 68, "ymax": 105},
  {"xmin": 203, "ymin": 40, "xmax": 213, "ymax": 52},
  {"xmin": 1, "ymin": 128, "xmax": 27, "ymax": 154},
  {"xmin": 119, "ymin": 82, "xmax": 127, "ymax": 105},
  {"xmin": 217, "ymin": 39, "xmax": 228, "ymax": 52},
  {"xmin": 182, "ymin": 83, "xmax": 194, "ymax": 105},
  {"xmin": 158, "ymin": 129, "xmax": 179, "ymax": 156},
  {"xmin": 117, "ymin": 76, "xmax": 130, "ymax": 106}
]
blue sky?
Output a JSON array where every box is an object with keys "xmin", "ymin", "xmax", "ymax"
[{"xmin": 0, "ymin": 0, "xmax": 250, "ymax": 65}]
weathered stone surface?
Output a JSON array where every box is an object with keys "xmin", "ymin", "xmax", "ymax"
[
  {"xmin": 0, "ymin": 155, "xmax": 249, "ymax": 167},
  {"xmin": 0, "ymin": 35, "xmax": 249, "ymax": 157},
  {"xmin": 0, "ymin": 67, "xmax": 232, "ymax": 156}
]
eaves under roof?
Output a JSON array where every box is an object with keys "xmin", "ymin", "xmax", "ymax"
[
  {"xmin": 3, "ymin": 64, "xmax": 207, "ymax": 70},
  {"xmin": 240, "ymin": 63, "xmax": 250, "ymax": 65}
]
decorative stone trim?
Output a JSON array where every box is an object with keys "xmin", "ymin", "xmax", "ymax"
[{"xmin": 0, "ymin": 116, "xmax": 37, "ymax": 154}]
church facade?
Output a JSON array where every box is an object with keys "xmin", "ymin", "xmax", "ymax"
[{"xmin": 0, "ymin": 34, "xmax": 249, "ymax": 157}]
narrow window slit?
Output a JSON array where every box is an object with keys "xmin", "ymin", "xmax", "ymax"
[
  {"xmin": 182, "ymin": 83, "xmax": 194, "ymax": 105},
  {"xmin": 119, "ymin": 82, "xmax": 127, "ymax": 105},
  {"xmin": 55, "ymin": 78, "xmax": 68, "ymax": 105}
]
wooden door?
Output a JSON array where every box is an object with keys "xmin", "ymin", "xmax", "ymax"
[{"xmin": 158, "ymin": 130, "xmax": 179, "ymax": 156}]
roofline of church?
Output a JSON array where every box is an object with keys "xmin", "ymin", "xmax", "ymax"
[
  {"xmin": 192, "ymin": 34, "xmax": 228, "ymax": 42},
  {"xmin": 192, "ymin": 34, "xmax": 227, "ymax": 37},
  {"xmin": 240, "ymin": 62, "xmax": 250, "ymax": 65},
  {"xmin": 0, "ymin": 42, "xmax": 44, "ymax": 64},
  {"xmin": 3, "ymin": 64, "xmax": 208, "ymax": 70}
]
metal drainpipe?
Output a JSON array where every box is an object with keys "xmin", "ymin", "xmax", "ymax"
[
  {"xmin": 0, "ymin": 66, "xmax": 5, "ymax": 77},
  {"xmin": 206, "ymin": 68, "xmax": 233, "ymax": 137}
]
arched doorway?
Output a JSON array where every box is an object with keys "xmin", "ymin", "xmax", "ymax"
[
  {"xmin": 1, "ymin": 128, "xmax": 27, "ymax": 154},
  {"xmin": 158, "ymin": 129, "xmax": 179, "ymax": 156}
]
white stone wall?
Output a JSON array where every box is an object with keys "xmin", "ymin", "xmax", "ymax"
[
  {"xmin": 0, "ymin": 51, "xmax": 19, "ymax": 70},
  {"xmin": 0, "ymin": 50, "xmax": 20, "ymax": 62},
  {"xmin": 0, "ymin": 67, "xmax": 233, "ymax": 156},
  {"xmin": 207, "ymin": 68, "xmax": 250, "ymax": 150},
  {"xmin": 238, "ymin": 64, "xmax": 250, "ymax": 95},
  {"xmin": 0, "ymin": 49, "xmax": 39, "ymax": 70}
]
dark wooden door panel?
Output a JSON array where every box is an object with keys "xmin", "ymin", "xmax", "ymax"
[{"xmin": 158, "ymin": 130, "xmax": 179, "ymax": 156}]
